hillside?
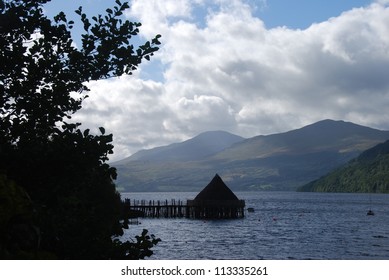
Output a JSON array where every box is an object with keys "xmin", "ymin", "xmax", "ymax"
[
  {"xmin": 114, "ymin": 120, "xmax": 389, "ymax": 192},
  {"xmin": 298, "ymin": 140, "xmax": 389, "ymax": 193}
]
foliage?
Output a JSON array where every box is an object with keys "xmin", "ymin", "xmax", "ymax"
[
  {"xmin": 0, "ymin": 0, "xmax": 160, "ymax": 259},
  {"xmin": 0, "ymin": 173, "xmax": 45, "ymax": 259},
  {"xmin": 111, "ymin": 229, "xmax": 161, "ymax": 260},
  {"xmin": 298, "ymin": 140, "xmax": 389, "ymax": 193}
]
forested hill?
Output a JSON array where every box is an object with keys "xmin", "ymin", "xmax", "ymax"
[{"xmin": 298, "ymin": 139, "xmax": 389, "ymax": 193}]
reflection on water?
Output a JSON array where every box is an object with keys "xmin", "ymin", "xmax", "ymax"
[{"xmin": 121, "ymin": 192, "xmax": 389, "ymax": 259}]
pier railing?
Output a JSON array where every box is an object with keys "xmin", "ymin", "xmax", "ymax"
[
  {"xmin": 124, "ymin": 199, "xmax": 187, "ymax": 218},
  {"xmin": 124, "ymin": 198, "xmax": 245, "ymax": 219}
]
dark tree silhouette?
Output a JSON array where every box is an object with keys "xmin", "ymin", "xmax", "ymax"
[{"xmin": 0, "ymin": 0, "xmax": 160, "ymax": 259}]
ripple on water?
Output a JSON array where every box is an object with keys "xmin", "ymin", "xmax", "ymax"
[{"xmin": 121, "ymin": 191, "xmax": 389, "ymax": 260}]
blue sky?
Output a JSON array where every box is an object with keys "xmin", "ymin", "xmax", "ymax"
[
  {"xmin": 257, "ymin": 0, "xmax": 372, "ymax": 28},
  {"xmin": 43, "ymin": 1, "xmax": 389, "ymax": 161},
  {"xmin": 44, "ymin": 0, "xmax": 373, "ymax": 29}
]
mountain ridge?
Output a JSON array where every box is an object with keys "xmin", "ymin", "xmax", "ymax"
[
  {"xmin": 114, "ymin": 119, "xmax": 389, "ymax": 192},
  {"xmin": 212, "ymin": 119, "xmax": 389, "ymax": 161},
  {"xmin": 115, "ymin": 130, "xmax": 244, "ymax": 164}
]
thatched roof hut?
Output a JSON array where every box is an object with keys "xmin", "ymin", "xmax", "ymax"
[
  {"xmin": 186, "ymin": 174, "xmax": 245, "ymax": 219},
  {"xmin": 194, "ymin": 174, "xmax": 239, "ymax": 201}
]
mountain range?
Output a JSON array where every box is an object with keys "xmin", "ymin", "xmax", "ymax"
[{"xmin": 114, "ymin": 119, "xmax": 389, "ymax": 192}]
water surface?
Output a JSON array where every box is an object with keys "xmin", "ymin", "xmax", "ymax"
[{"xmin": 121, "ymin": 192, "xmax": 389, "ymax": 259}]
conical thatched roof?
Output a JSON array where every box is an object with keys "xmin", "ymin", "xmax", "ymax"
[{"xmin": 194, "ymin": 174, "xmax": 239, "ymax": 201}]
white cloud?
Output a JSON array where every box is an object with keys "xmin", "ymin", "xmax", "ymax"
[{"xmin": 72, "ymin": 0, "xmax": 389, "ymax": 161}]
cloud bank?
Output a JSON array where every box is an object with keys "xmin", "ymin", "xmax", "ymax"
[{"xmin": 72, "ymin": 0, "xmax": 389, "ymax": 161}]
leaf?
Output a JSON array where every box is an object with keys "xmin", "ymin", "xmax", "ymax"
[
  {"xmin": 123, "ymin": 2, "xmax": 130, "ymax": 9},
  {"xmin": 83, "ymin": 129, "xmax": 90, "ymax": 137},
  {"xmin": 99, "ymin": 127, "xmax": 106, "ymax": 135},
  {"xmin": 75, "ymin": 6, "xmax": 82, "ymax": 15},
  {"xmin": 83, "ymin": 18, "xmax": 91, "ymax": 31}
]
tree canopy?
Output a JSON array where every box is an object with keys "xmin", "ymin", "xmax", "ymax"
[{"xmin": 0, "ymin": 0, "xmax": 161, "ymax": 259}]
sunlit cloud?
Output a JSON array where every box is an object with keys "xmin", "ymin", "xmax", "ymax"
[{"xmin": 72, "ymin": 0, "xmax": 389, "ymax": 161}]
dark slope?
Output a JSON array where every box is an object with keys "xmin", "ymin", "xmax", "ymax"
[{"xmin": 299, "ymin": 139, "xmax": 389, "ymax": 193}]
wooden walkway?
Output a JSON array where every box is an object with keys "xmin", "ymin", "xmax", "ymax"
[
  {"xmin": 124, "ymin": 198, "xmax": 245, "ymax": 219},
  {"xmin": 124, "ymin": 199, "xmax": 187, "ymax": 218}
]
